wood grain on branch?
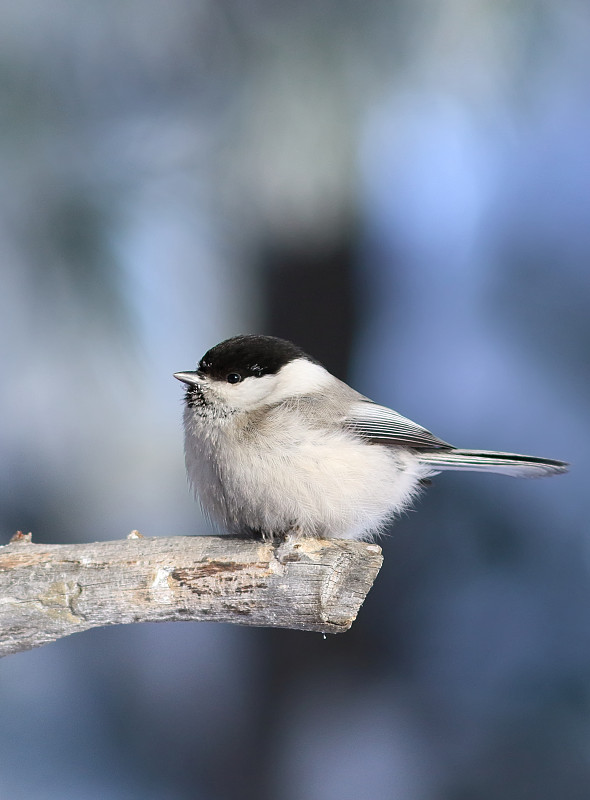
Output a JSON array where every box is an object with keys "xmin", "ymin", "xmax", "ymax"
[{"xmin": 0, "ymin": 534, "xmax": 383, "ymax": 657}]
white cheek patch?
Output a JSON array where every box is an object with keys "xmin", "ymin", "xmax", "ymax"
[
  {"xmin": 223, "ymin": 373, "xmax": 278, "ymax": 410},
  {"xmin": 210, "ymin": 359, "xmax": 332, "ymax": 412},
  {"xmin": 270, "ymin": 359, "xmax": 332, "ymax": 400}
]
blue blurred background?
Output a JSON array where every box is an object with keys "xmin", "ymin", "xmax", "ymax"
[{"xmin": 1, "ymin": 2, "xmax": 588, "ymax": 798}]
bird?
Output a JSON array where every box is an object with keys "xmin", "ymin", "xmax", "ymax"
[{"xmin": 174, "ymin": 335, "xmax": 568, "ymax": 542}]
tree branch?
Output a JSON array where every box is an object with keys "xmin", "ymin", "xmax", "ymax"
[{"xmin": 0, "ymin": 534, "xmax": 383, "ymax": 657}]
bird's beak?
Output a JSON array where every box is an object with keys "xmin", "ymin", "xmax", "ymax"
[{"xmin": 174, "ymin": 371, "xmax": 202, "ymax": 386}]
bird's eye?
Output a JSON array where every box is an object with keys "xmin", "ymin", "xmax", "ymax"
[{"xmin": 226, "ymin": 372, "xmax": 242, "ymax": 384}]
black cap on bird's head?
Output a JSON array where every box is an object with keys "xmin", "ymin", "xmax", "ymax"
[{"xmin": 175, "ymin": 335, "xmax": 319, "ymax": 387}]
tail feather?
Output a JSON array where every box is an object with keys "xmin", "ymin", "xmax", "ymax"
[{"xmin": 418, "ymin": 449, "xmax": 569, "ymax": 478}]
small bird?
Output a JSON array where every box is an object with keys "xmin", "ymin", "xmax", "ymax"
[{"xmin": 175, "ymin": 335, "xmax": 568, "ymax": 542}]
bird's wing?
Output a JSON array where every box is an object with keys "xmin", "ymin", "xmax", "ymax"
[{"xmin": 343, "ymin": 401, "xmax": 453, "ymax": 450}]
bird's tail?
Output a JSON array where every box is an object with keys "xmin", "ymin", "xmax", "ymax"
[{"xmin": 418, "ymin": 449, "xmax": 569, "ymax": 478}]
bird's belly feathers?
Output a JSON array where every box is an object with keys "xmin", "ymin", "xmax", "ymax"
[{"xmin": 184, "ymin": 411, "xmax": 431, "ymax": 540}]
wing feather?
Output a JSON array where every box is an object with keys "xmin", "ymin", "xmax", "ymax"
[{"xmin": 344, "ymin": 402, "xmax": 453, "ymax": 450}]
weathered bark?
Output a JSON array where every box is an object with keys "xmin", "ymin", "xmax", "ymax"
[{"xmin": 0, "ymin": 533, "xmax": 383, "ymax": 656}]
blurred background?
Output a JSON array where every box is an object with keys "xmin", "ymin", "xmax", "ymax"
[{"xmin": 0, "ymin": 2, "xmax": 588, "ymax": 798}]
